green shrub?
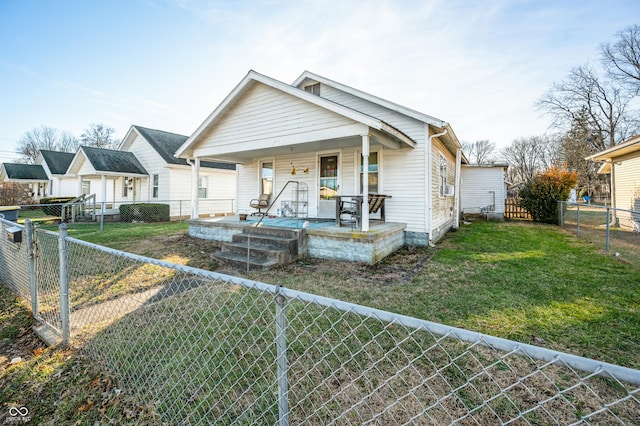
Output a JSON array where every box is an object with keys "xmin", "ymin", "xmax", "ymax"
[
  {"xmin": 119, "ymin": 203, "xmax": 170, "ymax": 223},
  {"xmin": 519, "ymin": 166, "xmax": 578, "ymax": 224},
  {"xmin": 40, "ymin": 197, "xmax": 75, "ymax": 216}
]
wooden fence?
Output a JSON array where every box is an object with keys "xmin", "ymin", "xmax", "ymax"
[{"xmin": 504, "ymin": 198, "xmax": 532, "ymax": 220}]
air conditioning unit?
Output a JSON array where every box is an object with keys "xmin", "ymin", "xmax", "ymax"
[{"xmin": 444, "ymin": 185, "xmax": 455, "ymax": 197}]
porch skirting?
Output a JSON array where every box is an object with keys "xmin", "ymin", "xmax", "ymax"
[
  {"xmin": 187, "ymin": 217, "xmax": 407, "ymax": 264},
  {"xmin": 306, "ymin": 223, "xmax": 406, "ymax": 264}
]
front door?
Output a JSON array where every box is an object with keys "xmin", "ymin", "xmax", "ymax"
[{"xmin": 318, "ymin": 154, "xmax": 338, "ymax": 218}]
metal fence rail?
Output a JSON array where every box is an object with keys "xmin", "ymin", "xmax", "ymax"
[
  {"xmin": 1, "ymin": 221, "xmax": 639, "ymax": 424},
  {"xmin": 559, "ymin": 201, "xmax": 640, "ymax": 265}
]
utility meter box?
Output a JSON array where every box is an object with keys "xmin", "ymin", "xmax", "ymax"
[{"xmin": 6, "ymin": 226, "xmax": 23, "ymax": 244}]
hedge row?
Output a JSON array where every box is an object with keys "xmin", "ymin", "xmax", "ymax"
[{"xmin": 119, "ymin": 203, "xmax": 170, "ymax": 223}]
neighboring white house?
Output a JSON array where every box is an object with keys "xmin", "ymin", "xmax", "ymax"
[
  {"xmin": 118, "ymin": 125, "xmax": 237, "ymax": 218},
  {"xmin": 460, "ymin": 163, "xmax": 508, "ymax": 220},
  {"xmin": 36, "ymin": 150, "xmax": 77, "ymax": 197},
  {"xmin": 586, "ymin": 134, "xmax": 640, "ymax": 229},
  {"xmin": 0, "ymin": 163, "xmax": 50, "ymax": 202},
  {"xmin": 176, "ymin": 70, "xmax": 466, "ymax": 245}
]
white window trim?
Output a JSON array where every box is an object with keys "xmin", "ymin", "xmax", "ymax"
[
  {"xmin": 439, "ymin": 154, "xmax": 447, "ymax": 198},
  {"xmin": 356, "ymin": 148, "xmax": 383, "ymax": 195},
  {"xmin": 152, "ymin": 174, "xmax": 159, "ymax": 198},
  {"xmin": 259, "ymin": 158, "xmax": 275, "ymax": 195}
]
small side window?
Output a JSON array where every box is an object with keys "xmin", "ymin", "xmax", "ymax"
[{"xmin": 304, "ymin": 83, "xmax": 320, "ymax": 95}]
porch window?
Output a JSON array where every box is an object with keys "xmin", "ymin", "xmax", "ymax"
[
  {"xmin": 82, "ymin": 180, "xmax": 90, "ymax": 196},
  {"xmin": 439, "ymin": 154, "xmax": 447, "ymax": 197},
  {"xmin": 304, "ymin": 83, "xmax": 320, "ymax": 95},
  {"xmin": 123, "ymin": 178, "xmax": 129, "ymax": 197},
  {"xmin": 261, "ymin": 161, "xmax": 273, "ymax": 195},
  {"xmin": 198, "ymin": 176, "xmax": 207, "ymax": 198},
  {"xmin": 152, "ymin": 174, "xmax": 159, "ymax": 198},
  {"xmin": 360, "ymin": 152, "xmax": 379, "ymax": 194}
]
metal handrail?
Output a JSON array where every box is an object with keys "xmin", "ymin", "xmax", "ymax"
[{"xmin": 247, "ymin": 181, "xmax": 304, "ymax": 274}]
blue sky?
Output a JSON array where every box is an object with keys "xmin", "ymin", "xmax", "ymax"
[{"xmin": 1, "ymin": 0, "xmax": 638, "ymax": 163}]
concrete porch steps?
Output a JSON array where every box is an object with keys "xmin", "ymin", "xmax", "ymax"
[{"xmin": 214, "ymin": 226, "xmax": 305, "ymax": 270}]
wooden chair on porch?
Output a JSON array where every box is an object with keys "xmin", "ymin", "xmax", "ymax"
[{"xmin": 336, "ymin": 194, "xmax": 391, "ymax": 227}]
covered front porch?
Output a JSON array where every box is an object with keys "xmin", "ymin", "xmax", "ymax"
[{"xmin": 188, "ymin": 215, "xmax": 406, "ymax": 264}]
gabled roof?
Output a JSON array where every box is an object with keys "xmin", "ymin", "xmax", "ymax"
[
  {"xmin": 39, "ymin": 150, "xmax": 75, "ymax": 175},
  {"xmin": 1, "ymin": 163, "xmax": 49, "ymax": 181},
  {"xmin": 293, "ymin": 70, "xmax": 447, "ymax": 127},
  {"xmin": 293, "ymin": 70, "xmax": 463, "ymax": 154},
  {"xmin": 123, "ymin": 126, "xmax": 235, "ymax": 171},
  {"xmin": 586, "ymin": 134, "xmax": 640, "ymax": 161},
  {"xmin": 74, "ymin": 146, "xmax": 148, "ymax": 176},
  {"xmin": 176, "ymin": 70, "xmax": 418, "ymax": 159}
]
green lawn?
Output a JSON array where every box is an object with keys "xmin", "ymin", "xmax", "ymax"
[
  {"xmin": 253, "ymin": 221, "xmax": 640, "ymax": 368},
  {"xmin": 3, "ymin": 220, "xmax": 639, "ymax": 423}
]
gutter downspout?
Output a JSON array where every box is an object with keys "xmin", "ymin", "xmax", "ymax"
[
  {"xmin": 427, "ymin": 127, "xmax": 448, "ymax": 247},
  {"xmin": 454, "ymin": 148, "xmax": 462, "ymax": 229}
]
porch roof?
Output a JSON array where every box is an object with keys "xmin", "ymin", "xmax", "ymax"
[{"xmin": 175, "ymin": 70, "xmax": 417, "ymax": 164}]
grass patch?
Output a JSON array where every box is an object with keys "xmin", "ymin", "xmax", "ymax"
[
  {"xmin": 251, "ymin": 221, "xmax": 640, "ymax": 369},
  {"xmin": 0, "ymin": 286, "xmax": 160, "ymax": 424},
  {"xmin": 40, "ymin": 221, "xmax": 189, "ymax": 250}
]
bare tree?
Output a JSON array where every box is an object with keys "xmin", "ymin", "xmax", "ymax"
[
  {"xmin": 461, "ymin": 139, "xmax": 496, "ymax": 164},
  {"xmin": 536, "ymin": 64, "xmax": 636, "ymax": 151},
  {"xmin": 501, "ymin": 136, "xmax": 555, "ymax": 183},
  {"xmin": 58, "ymin": 131, "xmax": 81, "ymax": 152},
  {"xmin": 601, "ymin": 24, "xmax": 640, "ymax": 93},
  {"xmin": 17, "ymin": 126, "xmax": 63, "ymax": 163},
  {"xmin": 80, "ymin": 123, "xmax": 119, "ymax": 149}
]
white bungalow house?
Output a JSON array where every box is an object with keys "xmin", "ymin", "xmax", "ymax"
[
  {"xmin": 460, "ymin": 163, "xmax": 508, "ymax": 220},
  {"xmin": 176, "ymin": 70, "xmax": 466, "ymax": 263},
  {"xmin": 64, "ymin": 126, "xmax": 237, "ymax": 219},
  {"xmin": 586, "ymin": 134, "xmax": 640, "ymax": 229},
  {"xmin": 0, "ymin": 163, "xmax": 50, "ymax": 202},
  {"xmin": 36, "ymin": 150, "xmax": 77, "ymax": 197}
]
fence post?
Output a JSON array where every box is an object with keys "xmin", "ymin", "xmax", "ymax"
[
  {"xmin": 179, "ymin": 200, "xmax": 183, "ymax": 223},
  {"xmin": 25, "ymin": 219, "xmax": 38, "ymax": 318},
  {"xmin": 58, "ymin": 223, "xmax": 70, "ymax": 344},
  {"xmin": 605, "ymin": 206, "xmax": 610, "ymax": 252},
  {"xmin": 100, "ymin": 201, "xmax": 105, "ymax": 232},
  {"xmin": 275, "ymin": 284, "xmax": 289, "ymax": 426},
  {"xmin": 576, "ymin": 203, "xmax": 580, "ymax": 237},
  {"xmin": 558, "ymin": 201, "xmax": 564, "ymax": 227}
]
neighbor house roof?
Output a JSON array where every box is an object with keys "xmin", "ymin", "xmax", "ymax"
[
  {"xmin": 129, "ymin": 126, "xmax": 235, "ymax": 171},
  {"xmin": 73, "ymin": 146, "xmax": 148, "ymax": 176},
  {"xmin": 176, "ymin": 70, "xmax": 420, "ymax": 160},
  {"xmin": 586, "ymin": 134, "xmax": 640, "ymax": 162},
  {"xmin": 39, "ymin": 150, "xmax": 75, "ymax": 175},
  {"xmin": 0, "ymin": 163, "xmax": 49, "ymax": 182}
]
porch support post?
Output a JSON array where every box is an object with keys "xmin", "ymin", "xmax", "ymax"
[
  {"xmin": 77, "ymin": 175, "xmax": 82, "ymax": 195},
  {"xmin": 191, "ymin": 157, "xmax": 200, "ymax": 219},
  {"xmin": 101, "ymin": 175, "xmax": 107, "ymax": 205},
  {"xmin": 454, "ymin": 148, "xmax": 462, "ymax": 228},
  {"xmin": 361, "ymin": 133, "xmax": 370, "ymax": 232}
]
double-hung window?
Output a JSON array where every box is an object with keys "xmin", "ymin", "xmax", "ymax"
[
  {"xmin": 152, "ymin": 174, "xmax": 159, "ymax": 198},
  {"xmin": 439, "ymin": 155, "xmax": 447, "ymax": 197}
]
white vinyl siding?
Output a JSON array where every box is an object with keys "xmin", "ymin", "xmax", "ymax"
[
  {"xmin": 460, "ymin": 166, "xmax": 506, "ymax": 214},
  {"xmin": 197, "ymin": 83, "xmax": 359, "ymax": 154}
]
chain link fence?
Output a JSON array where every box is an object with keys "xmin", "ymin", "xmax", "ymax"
[
  {"xmin": 17, "ymin": 198, "xmax": 235, "ymax": 225},
  {"xmin": 1, "ymin": 219, "xmax": 640, "ymax": 424},
  {"xmin": 559, "ymin": 201, "xmax": 640, "ymax": 265}
]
